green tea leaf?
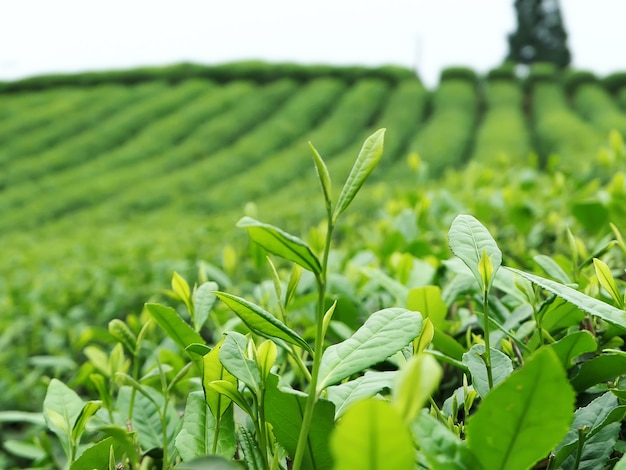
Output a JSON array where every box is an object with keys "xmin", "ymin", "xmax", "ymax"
[
  {"xmin": 548, "ymin": 330, "xmax": 596, "ymax": 369},
  {"xmin": 462, "ymin": 344, "xmax": 513, "ymax": 397},
  {"xmin": 145, "ymin": 303, "xmax": 205, "ymax": 357},
  {"xmin": 238, "ymin": 426, "xmax": 265, "ymax": 470},
  {"xmin": 0, "ymin": 411, "xmax": 45, "ymax": 426},
  {"xmin": 43, "ymin": 379, "xmax": 84, "ymax": 457},
  {"xmin": 593, "ymin": 258, "xmax": 625, "ymax": 308},
  {"xmin": 207, "ymin": 380, "xmax": 253, "ymax": 418},
  {"xmin": 237, "ymin": 216, "xmax": 322, "ymax": 275},
  {"xmin": 108, "ymin": 319, "xmax": 137, "ymax": 356},
  {"xmin": 96, "ymin": 425, "xmax": 140, "ymax": 465},
  {"xmin": 507, "ymin": 268, "xmax": 626, "ymax": 328},
  {"xmin": 570, "ymin": 352, "xmax": 626, "ymax": 392},
  {"xmin": 256, "ymin": 339, "xmax": 277, "ymax": 380},
  {"xmin": 562, "ymin": 424, "xmax": 620, "ymax": 470},
  {"xmin": 265, "ymin": 374, "xmax": 334, "ymax": 470},
  {"xmin": 71, "ymin": 400, "xmax": 102, "ymax": 443},
  {"xmin": 192, "ymin": 281, "xmax": 218, "ymax": 332},
  {"xmin": 175, "ymin": 391, "xmax": 236, "ymax": 461},
  {"xmin": 333, "ymin": 128, "xmax": 385, "ymax": 222},
  {"xmin": 219, "ymin": 332, "xmax": 261, "ymax": 393},
  {"xmin": 466, "ymin": 348, "xmax": 574, "ymax": 470},
  {"xmin": 203, "ymin": 339, "xmax": 236, "ymax": 419},
  {"xmin": 285, "ymin": 264, "xmax": 302, "ymax": 309},
  {"xmin": 172, "ymin": 271, "xmax": 192, "ymax": 312},
  {"xmin": 413, "ymin": 410, "xmax": 483, "ymax": 470},
  {"xmin": 533, "ymin": 254, "xmax": 571, "ymax": 284},
  {"xmin": 309, "ymin": 141, "xmax": 332, "ymax": 213},
  {"xmin": 327, "ymin": 371, "xmax": 397, "ymax": 418},
  {"xmin": 393, "ymin": 354, "xmax": 442, "ymax": 424},
  {"xmin": 330, "ymin": 398, "xmax": 413, "ymax": 470},
  {"xmin": 553, "ymin": 392, "xmax": 626, "ymax": 468},
  {"xmin": 407, "ymin": 285, "xmax": 448, "ymax": 329},
  {"xmin": 116, "ymin": 386, "xmax": 179, "ymax": 454},
  {"xmin": 214, "ymin": 292, "xmax": 312, "ymax": 353},
  {"xmin": 449, "ymin": 215, "xmax": 502, "ymax": 292},
  {"xmin": 317, "ymin": 308, "xmax": 422, "ymax": 392},
  {"xmin": 70, "ymin": 437, "xmax": 127, "ymax": 470},
  {"xmin": 414, "ymin": 317, "xmax": 434, "ymax": 354},
  {"xmin": 432, "ymin": 328, "xmax": 466, "ymax": 361}
]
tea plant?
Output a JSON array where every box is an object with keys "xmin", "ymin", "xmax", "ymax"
[{"xmin": 6, "ymin": 129, "xmax": 626, "ymax": 469}]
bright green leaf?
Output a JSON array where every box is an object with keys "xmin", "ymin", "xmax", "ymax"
[
  {"xmin": 116, "ymin": 386, "xmax": 179, "ymax": 454},
  {"xmin": 407, "ymin": 286, "xmax": 448, "ymax": 329},
  {"xmin": 0, "ymin": 411, "xmax": 46, "ymax": 426},
  {"xmin": 326, "ymin": 371, "xmax": 397, "ymax": 419},
  {"xmin": 285, "ymin": 264, "xmax": 302, "ymax": 309},
  {"xmin": 553, "ymin": 392, "xmax": 626, "ymax": 468},
  {"xmin": 462, "ymin": 344, "xmax": 513, "ymax": 397},
  {"xmin": 449, "ymin": 215, "xmax": 502, "ymax": 292},
  {"xmin": 413, "ymin": 410, "xmax": 483, "ymax": 470},
  {"xmin": 186, "ymin": 343, "xmax": 211, "ymax": 356},
  {"xmin": 172, "ymin": 271, "xmax": 192, "ymax": 311},
  {"xmin": 43, "ymin": 379, "xmax": 84, "ymax": 457},
  {"xmin": 214, "ymin": 291, "xmax": 312, "ymax": 353},
  {"xmin": 256, "ymin": 339, "xmax": 277, "ymax": 380},
  {"xmin": 309, "ymin": 141, "xmax": 333, "ymax": 213},
  {"xmin": 317, "ymin": 308, "xmax": 422, "ymax": 392},
  {"xmin": 593, "ymin": 258, "xmax": 624, "ymax": 308},
  {"xmin": 507, "ymin": 267, "xmax": 626, "ymax": 328},
  {"xmin": 466, "ymin": 348, "xmax": 574, "ymax": 470},
  {"xmin": 192, "ymin": 281, "xmax": 218, "ymax": 332},
  {"xmin": 570, "ymin": 352, "xmax": 626, "ymax": 392},
  {"xmin": 144, "ymin": 303, "xmax": 206, "ymax": 361},
  {"xmin": 265, "ymin": 374, "xmax": 334, "ymax": 470},
  {"xmin": 207, "ymin": 380, "xmax": 253, "ymax": 418},
  {"xmin": 414, "ymin": 317, "xmax": 435, "ymax": 354},
  {"xmin": 478, "ymin": 249, "xmax": 494, "ymax": 294},
  {"xmin": 175, "ymin": 391, "xmax": 236, "ymax": 461},
  {"xmin": 562, "ymin": 424, "xmax": 620, "ymax": 470},
  {"xmin": 548, "ymin": 330, "xmax": 596, "ymax": 369},
  {"xmin": 108, "ymin": 319, "xmax": 137, "ymax": 356},
  {"xmin": 237, "ymin": 216, "xmax": 321, "ymax": 275},
  {"xmin": 393, "ymin": 354, "xmax": 442, "ymax": 424},
  {"xmin": 70, "ymin": 437, "xmax": 127, "ymax": 470},
  {"xmin": 333, "ymin": 128, "xmax": 386, "ymax": 222},
  {"xmin": 533, "ymin": 255, "xmax": 571, "ymax": 284},
  {"xmin": 71, "ymin": 400, "xmax": 102, "ymax": 443},
  {"xmin": 330, "ymin": 398, "xmax": 413, "ymax": 470},
  {"xmin": 203, "ymin": 339, "xmax": 236, "ymax": 419},
  {"xmin": 219, "ymin": 332, "xmax": 261, "ymax": 393},
  {"xmin": 432, "ymin": 328, "xmax": 466, "ymax": 361}
]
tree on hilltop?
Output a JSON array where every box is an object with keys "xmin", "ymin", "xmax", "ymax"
[{"xmin": 507, "ymin": 0, "xmax": 571, "ymax": 68}]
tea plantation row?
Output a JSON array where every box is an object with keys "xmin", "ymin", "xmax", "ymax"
[{"xmin": 0, "ymin": 61, "xmax": 625, "ymax": 434}]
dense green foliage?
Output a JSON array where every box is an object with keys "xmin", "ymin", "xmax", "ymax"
[{"xmin": 1, "ymin": 62, "xmax": 626, "ymax": 469}]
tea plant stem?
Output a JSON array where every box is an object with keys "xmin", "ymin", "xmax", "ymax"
[
  {"xmin": 255, "ymin": 393, "xmax": 270, "ymax": 469},
  {"xmin": 573, "ymin": 427, "xmax": 587, "ymax": 470},
  {"xmin": 482, "ymin": 290, "xmax": 494, "ymax": 390},
  {"xmin": 212, "ymin": 413, "xmax": 221, "ymax": 455},
  {"xmin": 292, "ymin": 221, "xmax": 334, "ymax": 470},
  {"xmin": 289, "ymin": 347, "xmax": 312, "ymax": 382}
]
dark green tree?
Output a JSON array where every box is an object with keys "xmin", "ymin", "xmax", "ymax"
[{"xmin": 507, "ymin": 0, "xmax": 571, "ymax": 68}]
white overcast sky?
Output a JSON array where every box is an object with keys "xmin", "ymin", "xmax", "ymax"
[{"xmin": 0, "ymin": 0, "xmax": 624, "ymax": 88}]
